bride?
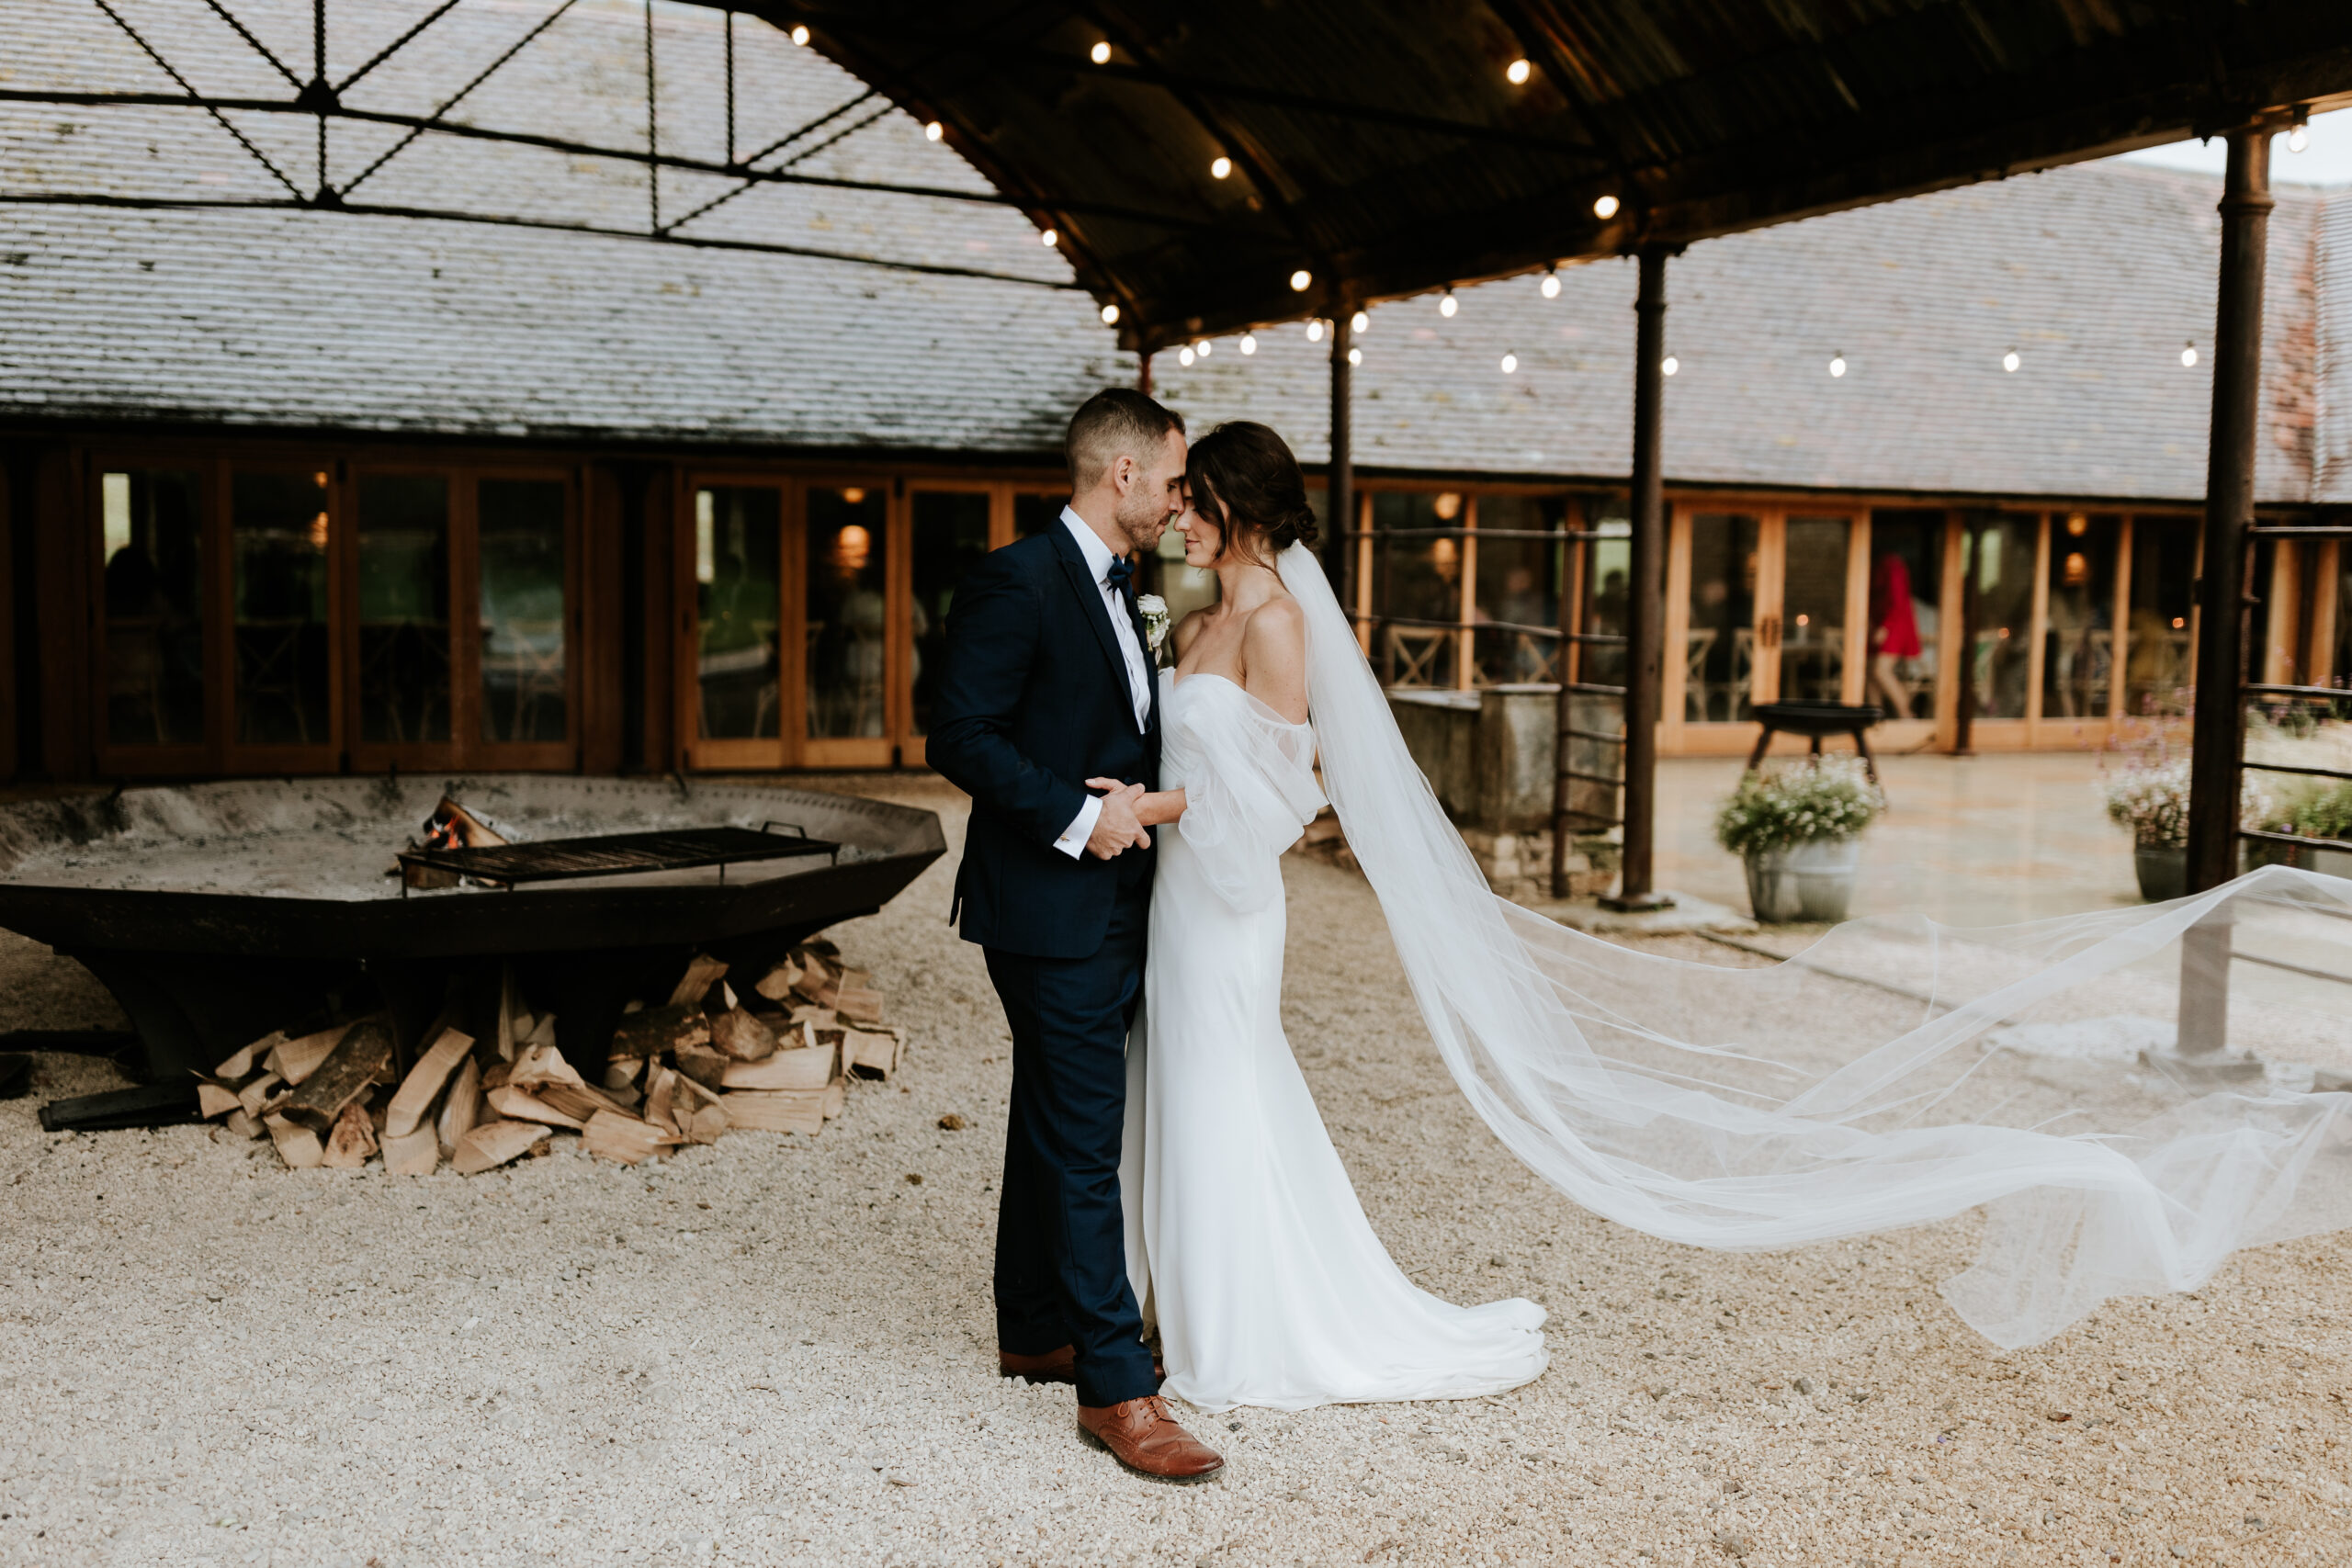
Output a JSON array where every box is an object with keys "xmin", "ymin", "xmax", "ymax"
[{"xmin": 1105, "ymin": 422, "xmax": 1547, "ymax": 1411}]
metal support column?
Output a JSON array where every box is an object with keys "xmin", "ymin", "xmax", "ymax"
[
  {"xmin": 1602, "ymin": 247, "xmax": 1671, "ymax": 909},
  {"xmin": 1329, "ymin": 310, "xmax": 1355, "ymax": 605}
]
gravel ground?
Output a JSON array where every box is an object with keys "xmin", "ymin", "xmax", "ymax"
[{"xmin": 1, "ymin": 775, "xmax": 2346, "ymax": 1568}]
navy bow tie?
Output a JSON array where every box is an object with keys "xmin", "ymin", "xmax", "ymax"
[{"xmin": 1105, "ymin": 557, "xmax": 1135, "ymax": 597}]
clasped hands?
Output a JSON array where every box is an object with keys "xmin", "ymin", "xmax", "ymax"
[{"xmin": 1080, "ymin": 777, "xmax": 1182, "ymax": 861}]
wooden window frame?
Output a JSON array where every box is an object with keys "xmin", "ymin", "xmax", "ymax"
[{"xmin": 677, "ymin": 469, "xmax": 797, "ymax": 773}]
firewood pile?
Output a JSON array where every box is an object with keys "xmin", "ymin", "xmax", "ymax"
[{"xmin": 193, "ymin": 939, "xmax": 903, "ymax": 1174}]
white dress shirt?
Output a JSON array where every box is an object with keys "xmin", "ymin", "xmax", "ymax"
[{"xmin": 1053, "ymin": 505, "xmax": 1155, "ymax": 860}]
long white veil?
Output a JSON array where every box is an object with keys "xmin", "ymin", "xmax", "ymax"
[{"xmin": 1275, "ymin": 543, "xmax": 2352, "ymax": 1348}]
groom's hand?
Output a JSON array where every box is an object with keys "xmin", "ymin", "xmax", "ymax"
[{"xmin": 1086, "ymin": 782, "xmax": 1151, "ymax": 860}]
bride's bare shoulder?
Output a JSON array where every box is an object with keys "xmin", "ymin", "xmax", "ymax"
[
  {"xmin": 1241, "ymin": 591, "xmax": 1306, "ymax": 649},
  {"xmin": 1240, "ymin": 593, "xmax": 1309, "ymax": 721},
  {"xmin": 1172, "ymin": 607, "xmax": 1213, "ymax": 657}
]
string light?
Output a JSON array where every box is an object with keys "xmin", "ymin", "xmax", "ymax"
[
  {"xmin": 924, "ymin": 121, "xmax": 944, "ymax": 141},
  {"xmin": 1178, "ymin": 346, "xmax": 1195, "ymax": 367},
  {"xmin": 2289, "ymin": 108, "xmax": 2310, "ymax": 153},
  {"xmin": 1290, "ymin": 268, "xmax": 1312, "ymax": 292},
  {"xmin": 1348, "ymin": 346, "xmax": 1362, "ymax": 367},
  {"xmin": 1506, "ymin": 58, "xmax": 1532, "ymax": 85},
  {"xmin": 1100, "ymin": 303, "xmax": 1120, "ymax": 325},
  {"xmin": 1439, "ymin": 289, "xmax": 1457, "ymax": 318},
  {"xmin": 1239, "ymin": 333, "xmax": 1257, "ymax": 355},
  {"xmin": 2002, "ymin": 347, "xmax": 2020, "ymax": 372},
  {"xmin": 1662, "ymin": 355, "xmax": 1679, "ymax": 376},
  {"xmin": 1499, "ymin": 353, "xmax": 1519, "ymax": 374},
  {"xmin": 1210, "ymin": 156, "xmax": 1232, "ymax": 180},
  {"xmin": 1351, "ymin": 309, "xmax": 1369, "ymax": 333},
  {"xmin": 1040, "ymin": 228, "xmax": 1058, "ymax": 247},
  {"xmin": 1592, "ymin": 194, "xmax": 1620, "ymax": 220},
  {"xmin": 789, "ymin": 24, "xmax": 808, "ymax": 46},
  {"xmin": 1193, "ymin": 338, "xmax": 1212, "ymax": 357},
  {"xmin": 1306, "ymin": 319, "xmax": 1324, "ymax": 342},
  {"xmin": 2181, "ymin": 341, "xmax": 2198, "ymax": 367},
  {"xmin": 1539, "ymin": 268, "xmax": 1561, "ymax": 299},
  {"xmin": 1828, "ymin": 353, "xmax": 1847, "ymax": 378},
  {"xmin": 1090, "ymin": 39, "xmax": 1111, "ymax": 65}
]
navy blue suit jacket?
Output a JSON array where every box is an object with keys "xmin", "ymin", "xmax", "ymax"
[{"xmin": 928, "ymin": 521, "xmax": 1161, "ymax": 960}]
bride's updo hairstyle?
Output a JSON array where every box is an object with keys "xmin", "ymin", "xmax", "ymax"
[{"xmin": 1184, "ymin": 421, "xmax": 1321, "ymax": 562}]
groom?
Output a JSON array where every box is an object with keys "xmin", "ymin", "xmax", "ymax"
[{"xmin": 928, "ymin": 389, "xmax": 1225, "ymax": 1483}]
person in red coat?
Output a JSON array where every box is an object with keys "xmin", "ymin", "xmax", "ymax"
[{"xmin": 1869, "ymin": 554, "xmax": 1923, "ymax": 716}]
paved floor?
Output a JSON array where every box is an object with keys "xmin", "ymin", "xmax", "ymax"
[{"xmin": 1652, "ymin": 750, "xmax": 2140, "ymax": 928}]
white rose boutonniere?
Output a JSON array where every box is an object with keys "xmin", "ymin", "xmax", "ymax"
[{"xmin": 1136, "ymin": 593, "xmax": 1172, "ymax": 664}]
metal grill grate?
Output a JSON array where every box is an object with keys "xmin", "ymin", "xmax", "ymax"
[{"xmin": 397, "ymin": 824, "xmax": 839, "ymax": 891}]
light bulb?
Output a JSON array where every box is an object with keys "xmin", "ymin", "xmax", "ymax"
[
  {"xmin": 1439, "ymin": 290, "xmax": 1457, "ymax": 318},
  {"xmin": 1177, "ymin": 346, "xmax": 1195, "ymax": 367},
  {"xmin": 1592, "ymin": 194, "xmax": 1620, "ymax": 220},
  {"xmin": 2181, "ymin": 342, "xmax": 2198, "ymax": 367},
  {"xmin": 2002, "ymin": 348, "xmax": 2020, "ymax": 373},
  {"xmin": 1540, "ymin": 269, "xmax": 1561, "ymax": 299},
  {"xmin": 1040, "ymin": 228, "xmax": 1058, "ymax": 247},
  {"xmin": 789, "ymin": 24, "xmax": 809, "ymax": 45},
  {"xmin": 1289, "ymin": 268, "xmax": 1312, "ymax": 292},
  {"xmin": 1499, "ymin": 353, "xmax": 1519, "ymax": 374},
  {"xmin": 924, "ymin": 121, "xmax": 944, "ymax": 141},
  {"xmin": 1828, "ymin": 354, "xmax": 1847, "ymax": 378},
  {"xmin": 1100, "ymin": 303, "xmax": 1120, "ymax": 325},
  {"xmin": 1662, "ymin": 355, "xmax": 1679, "ymax": 376},
  {"xmin": 1348, "ymin": 346, "xmax": 1362, "ymax": 367},
  {"xmin": 1239, "ymin": 333, "xmax": 1257, "ymax": 355},
  {"xmin": 1351, "ymin": 310, "xmax": 1369, "ymax": 333},
  {"xmin": 2289, "ymin": 123, "xmax": 2309, "ymax": 153},
  {"xmin": 1089, "ymin": 39, "xmax": 1111, "ymax": 64},
  {"xmin": 1506, "ymin": 58, "xmax": 1532, "ymax": 85},
  {"xmin": 1210, "ymin": 156, "xmax": 1232, "ymax": 180},
  {"xmin": 1306, "ymin": 319, "xmax": 1324, "ymax": 343},
  {"xmin": 1193, "ymin": 338, "xmax": 1211, "ymax": 357}
]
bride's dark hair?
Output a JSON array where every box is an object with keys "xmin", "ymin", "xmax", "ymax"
[{"xmin": 1184, "ymin": 421, "xmax": 1321, "ymax": 560}]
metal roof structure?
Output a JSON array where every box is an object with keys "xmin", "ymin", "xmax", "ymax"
[{"xmin": 755, "ymin": 1, "xmax": 2352, "ymax": 348}]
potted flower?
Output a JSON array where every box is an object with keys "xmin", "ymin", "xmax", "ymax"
[
  {"xmin": 2278, "ymin": 779, "xmax": 2352, "ymax": 881},
  {"xmin": 1713, "ymin": 757, "xmax": 1884, "ymax": 923},
  {"xmin": 2100, "ymin": 757, "xmax": 2190, "ymax": 901}
]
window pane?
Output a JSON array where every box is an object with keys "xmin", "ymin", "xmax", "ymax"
[
  {"xmin": 100, "ymin": 468, "xmax": 205, "ymax": 746},
  {"xmin": 1781, "ymin": 515, "xmax": 1851, "ymax": 703},
  {"xmin": 910, "ymin": 491, "xmax": 990, "ymax": 737},
  {"xmin": 356, "ymin": 475, "xmax": 452, "ymax": 744},
  {"xmin": 1472, "ymin": 494, "xmax": 1565, "ymax": 684},
  {"xmin": 1963, "ymin": 513, "xmax": 2037, "ymax": 719},
  {"xmin": 479, "ymin": 479, "xmax": 568, "ymax": 744},
  {"xmin": 1012, "ymin": 493, "xmax": 1064, "ymax": 540},
  {"xmin": 232, "ymin": 469, "xmax": 332, "ymax": 747},
  {"xmin": 1577, "ymin": 497, "xmax": 1630, "ymax": 688},
  {"xmin": 2043, "ymin": 512, "xmax": 2120, "ymax": 720},
  {"xmin": 695, "ymin": 487, "xmax": 782, "ymax": 740},
  {"xmin": 1372, "ymin": 491, "xmax": 1462, "ymax": 688},
  {"xmin": 1686, "ymin": 513, "xmax": 1759, "ymax": 722},
  {"xmin": 1865, "ymin": 510, "xmax": 1942, "ymax": 719},
  {"xmin": 2125, "ymin": 517, "xmax": 2196, "ymax": 717},
  {"xmin": 808, "ymin": 485, "xmax": 888, "ymax": 739}
]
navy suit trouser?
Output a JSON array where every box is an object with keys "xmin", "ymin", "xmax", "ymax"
[{"xmin": 984, "ymin": 883, "xmax": 1157, "ymax": 1409}]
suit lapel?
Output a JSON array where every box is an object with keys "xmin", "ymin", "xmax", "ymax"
[{"xmin": 1050, "ymin": 525, "xmax": 1140, "ymax": 730}]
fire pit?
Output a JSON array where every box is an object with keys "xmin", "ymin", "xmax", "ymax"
[{"xmin": 0, "ymin": 776, "xmax": 944, "ymax": 1121}]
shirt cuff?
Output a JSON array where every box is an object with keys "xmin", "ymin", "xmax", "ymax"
[{"xmin": 1053, "ymin": 794, "xmax": 1102, "ymax": 860}]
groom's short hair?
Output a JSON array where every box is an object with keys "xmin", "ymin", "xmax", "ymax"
[{"xmin": 1067, "ymin": 389, "xmax": 1185, "ymax": 491}]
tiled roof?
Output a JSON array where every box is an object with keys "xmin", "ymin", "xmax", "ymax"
[{"xmin": 0, "ymin": 0, "xmax": 2341, "ymax": 504}]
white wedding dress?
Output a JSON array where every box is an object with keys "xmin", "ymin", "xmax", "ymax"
[{"xmin": 1119, "ymin": 667, "xmax": 1549, "ymax": 1413}]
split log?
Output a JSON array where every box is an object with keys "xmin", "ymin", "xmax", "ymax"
[
  {"xmin": 263, "ymin": 1112, "xmax": 324, "ymax": 1170},
  {"xmin": 719, "ymin": 1089, "xmax": 826, "ymax": 1135},
  {"xmin": 822, "ymin": 1076, "xmax": 847, "ymax": 1120},
  {"xmin": 236, "ymin": 1072, "xmax": 285, "ymax": 1118},
  {"xmin": 381, "ymin": 1124, "xmax": 439, "ymax": 1176},
  {"xmin": 213, "ymin": 1035, "xmax": 275, "ymax": 1081},
  {"xmin": 833, "ymin": 975, "xmax": 885, "ymax": 1026},
  {"xmin": 582, "ymin": 1109, "xmax": 676, "ymax": 1166},
  {"xmin": 721, "ymin": 1042, "xmax": 836, "ymax": 1092},
  {"xmin": 384, "ymin": 1027, "xmax": 474, "ymax": 1139},
  {"xmin": 481, "ymin": 1059, "xmax": 514, "ymax": 1092},
  {"xmin": 509, "ymin": 1042, "xmax": 584, "ymax": 1090},
  {"xmin": 533, "ymin": 1079, "xmax": 629, "ymax": 1125},
  {"xmin": 436, "ymin": 1055, "xmax": 484, "ymax": 1157},
  {"xmin": 642, "ymin": 1064, "xmax": 679, "ymax": 1137},
  {"xmin": 672, "ymin": 1038, "xmax": 732, "ymax": 1094},
  {"xmin": 322, "ymin": 1101, "xmax": 379, "ymax": 1168},
  {"xmin": 223, "ymin": 1107, "xmax": 266, "ymax": 1140},
  {"xmin": 196, "ymin": 1081, "xmax": 242, "ymax": 1120},
  {"xmin": 266, "ymin": 1025, "xmax": 343, "ymax": 1088},
  {"xmin": 521, "ymin": 1012, "xmax": 559, "ymax": 1053},
  {"xmin": 708, "ymin": 1007, "xmax": 780, "ymax": 1063},
  {"xmin": 485, "ymin": 1084, "xmax": 585, "ymax": 1131},
  {"xmin": 278, "ymin": 1019, "xmax": 398, "ymax": 1134},
  {"xmin": 452, "ymin": 1118, "xmax": 548, "ymax": 1175},
  {"xmin": 752, "ymin": 954, "xmax": 804, "ymax": 1002},
  {"xmin": 602, "ymin": 1055, "xmax": 646, "ymax": 1093},
  {"xmin": 668, "ymin": 953, "xmax": 729, "ymax": 1009},
  {"xmin": 787, "ymin": 1006, "xmax": 837, "ymax": 1032},
  {"xmin": 608, "ymin": 1005, "xmax": 709, "ymax": 1072},
  {"xmin": 672, "ymin": 1072, "xmax": 728, "ymax": 1145},
  {"xmin": 842, "ymin": 1026, "xmax": 906, "ymax": 1082}
]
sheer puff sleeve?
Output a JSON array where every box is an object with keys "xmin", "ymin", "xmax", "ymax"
[{"xmin": 1167, "ymin": 680, "xmax": 1327, "ymax": 913}]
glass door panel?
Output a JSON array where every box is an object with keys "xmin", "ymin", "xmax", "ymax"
[
  {"xmin": 1012, "ymin": 492, "xmax": 1065, "ymax": 540},
  {"xmin": 694, "ymin": 485, "xmax": 783, "ymax": 741},
  {"xmin": 2044, "ymin": 512, "xmax": 2120, "ymax": 719},
  {"xmin": 1576, "ymin": 502, "xmax": 1630, "ymax": 688},
  {"xmin": 1779, "ymin": 515, "xmax": 1851, "ymax": 703},
  {"xmin": 98, "ymin": 468, "xmax": 206, "ymax": 747},
  {"xmin": 1963, "ymin": 513, "xmax": 2037, "ymax": 719},
  {"xmin": 807, "ymin": 484, "xmax": 889, "ymax": 739},
  {"xmin": 478, "ymin": 479, "xmax": 570, "ymax": 745},
  {"xmin": 2124, "ymin": 517, "xmax": 2197, "ymax": 716},
  {"xmin": 231, "ymin": 469, "xmax": 333, "ymax": 748},
  {"xmin": 1472, "ymin": 495, "xmax": 1566, "ymax": 684},
  {"xmin": 1865, "ymin": 511, "xmax": 1943, "ymax": 719},
  {"xmin": 356, "ymin": 474, "xmax": 452, "ymax": 745},
  {"xmin": 910, "ymin": 491, "xmax": 990, "ymax": 737},
  {"xmin": 1685, "ymin": 512, "xmax": 1759, "ymax": 722},
  {"xmin": 1372, "ymin": 491, "xmax": 1461, "ymax": 688}
]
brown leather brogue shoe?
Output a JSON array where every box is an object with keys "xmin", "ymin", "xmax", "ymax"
[
  {"xmin": 1077, "ymin": 1395, "xmax": 1224, "ymax": 1483},
  {"xmin": 1000, "ymin": 1344, "xmax": 1077, "ymax": 1383}
]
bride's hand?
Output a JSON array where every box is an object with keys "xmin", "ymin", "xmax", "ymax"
[{"xmin": 1089, "ymin": 779, "xmax": 1186, "ymax": 827}]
